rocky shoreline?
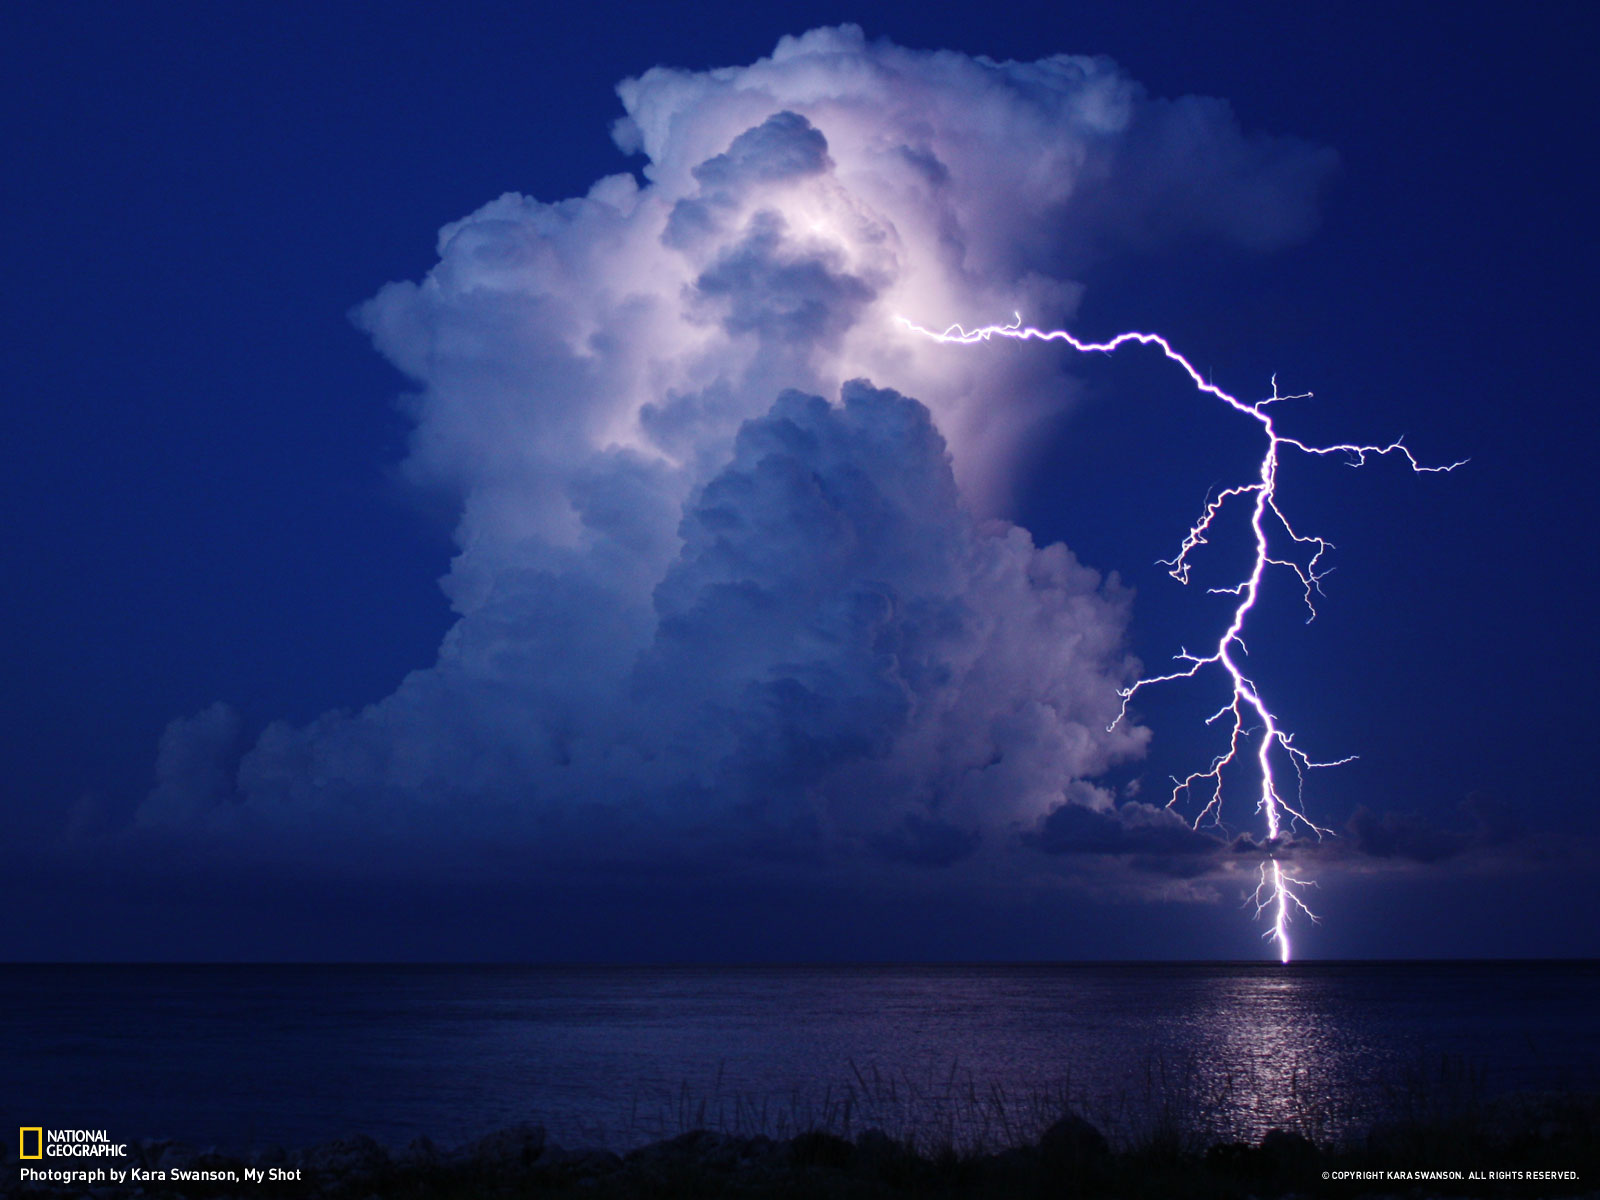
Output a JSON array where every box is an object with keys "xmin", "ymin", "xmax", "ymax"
[{"xmin": 9, "ymin": 1091, "xmax": 1598, "ymax": 1199}]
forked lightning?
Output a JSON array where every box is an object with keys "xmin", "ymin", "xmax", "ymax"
[{"xmin": 898, "ymin": 314, "xmax": 1463, "ymax": 961}]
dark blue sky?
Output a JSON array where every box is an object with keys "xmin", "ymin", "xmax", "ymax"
[{"xmin": 3, "ymin": 1, "xmax": 1594, "ymax": 960}]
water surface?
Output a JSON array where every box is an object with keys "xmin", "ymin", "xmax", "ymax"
[{"xmin": 4, "ymin": 961, "xmax": 1594, "ymax": 1152}]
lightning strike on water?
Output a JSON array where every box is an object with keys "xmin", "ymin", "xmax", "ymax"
[{"xmin": 897, "ymin": 313, "xmax": 1464, "ymax": 962}]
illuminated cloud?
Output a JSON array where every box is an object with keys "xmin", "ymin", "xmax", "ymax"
[{"xmin": 141, "ymin": 26, "xmax": 1338, "ymax": 876}]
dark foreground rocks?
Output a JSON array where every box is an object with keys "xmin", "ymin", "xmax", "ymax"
[{"xmin": 7, "ymin": 1093, "xmax": 1598, "ymax": 1199}]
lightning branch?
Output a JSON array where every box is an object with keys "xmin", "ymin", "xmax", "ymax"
[{"xmin": 898, "ymin": 314, "xmax": 1464, "ymax": 961}]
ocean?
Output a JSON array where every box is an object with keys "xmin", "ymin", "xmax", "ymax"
[{"xmin": 4, "ymin": 961, "xmax": 1595, "ymax": 1154}]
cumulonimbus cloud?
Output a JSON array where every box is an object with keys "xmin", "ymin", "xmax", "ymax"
[{"xmin": 140, "ymin": 26, "xmax": 1338, "ymax": 876}]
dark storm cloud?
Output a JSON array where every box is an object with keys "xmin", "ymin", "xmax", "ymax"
[
  {"xmin": 1025, "ymin": 798, "xmax": 1227, "ymax": 878},
  {"xmin": 1019, "ymin": 789, "xmax": 1531, "ymax": 892},
  {"xmin": 1345, "ymin": 793, "xmax": 1524, "ymax": 864}
]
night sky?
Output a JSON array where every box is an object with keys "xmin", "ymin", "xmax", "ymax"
[{"xmin": 3, "ymin": 2, "xmax": 1595, "ymax": 962}]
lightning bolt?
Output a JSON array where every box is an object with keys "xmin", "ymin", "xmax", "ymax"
[{"xmin": 897, "ymin": 313, "xmax": 1464, "ymax": 962}]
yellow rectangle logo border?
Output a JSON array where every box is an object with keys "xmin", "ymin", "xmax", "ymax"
[{"xmin": 20, "ymin": 1127, "xmax": 43, "ymax": 1159}]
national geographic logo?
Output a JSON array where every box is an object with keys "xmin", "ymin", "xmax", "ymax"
[{"xmin": 17, "ymin": 1128, "xmax": 128, "ymax": 1158}]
